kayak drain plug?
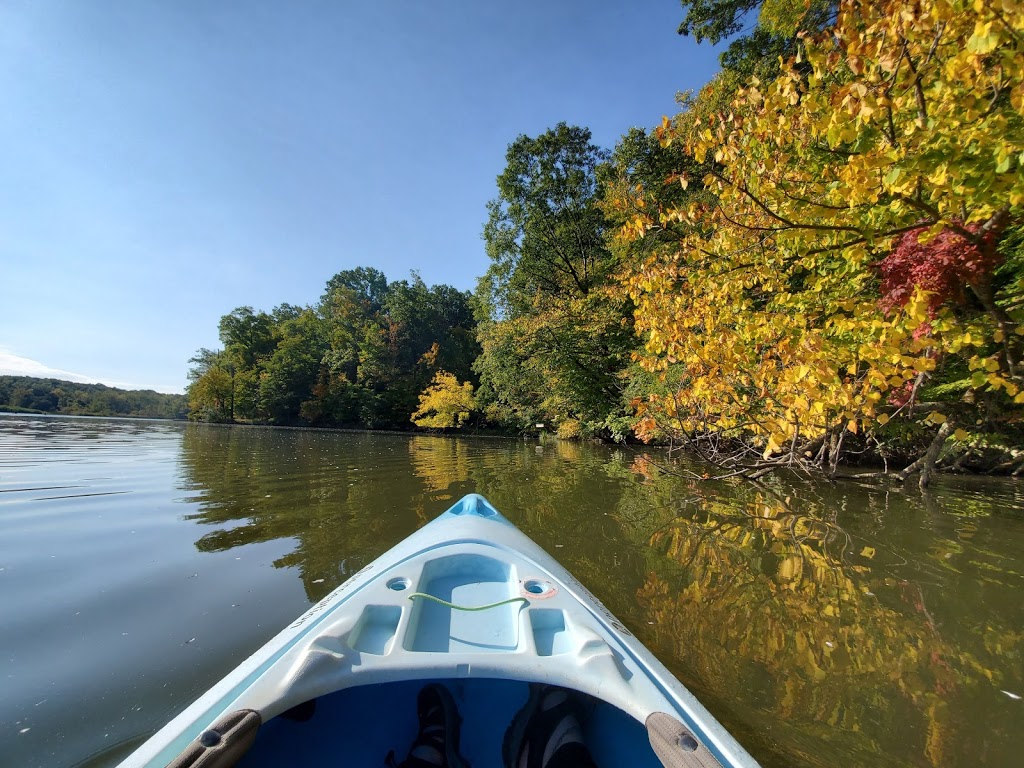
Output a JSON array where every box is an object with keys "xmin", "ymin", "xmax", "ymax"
[
  {"xmin": 522, "ymin": 579, "xmax": 556, "ymax": 598},
  {"xmin": 199, "ymin": 730, "xmax": 222, "ymax": 748},
  {"xmin": 677, "ymin": 732, "xmax": 699, "ymax": 751}
]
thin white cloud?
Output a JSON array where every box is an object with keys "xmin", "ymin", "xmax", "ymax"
[
  {"xmin": 0, "ymin": 349, "xmax": 102, "ymax": 383},
  {"xmin": 0, "ymin": 348, "xmax": 182, "ymax": 394}
]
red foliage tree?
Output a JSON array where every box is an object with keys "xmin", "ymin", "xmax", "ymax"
[{"xmin": 878, "ymin": 224, "xmax": 1001, "ymax": 315}]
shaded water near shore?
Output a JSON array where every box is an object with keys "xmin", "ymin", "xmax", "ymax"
[{"xmin": 1, "ymin": 414, "xmax": 1022, "ymax": 767}]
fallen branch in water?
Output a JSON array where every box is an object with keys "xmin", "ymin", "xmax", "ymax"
[{"xmin": 898, "ymin": 421, "xmax": 952, "ymax": 490}]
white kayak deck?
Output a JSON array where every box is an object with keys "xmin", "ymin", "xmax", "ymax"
[{"xmin": 122, "ymin": 495, "xmax": 761, "ymax": 768}]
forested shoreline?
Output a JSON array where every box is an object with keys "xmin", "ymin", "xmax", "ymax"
[
  {"xmin": 188, "ymin": 1, "xmax": 1024, "ymax": 482},
  {"xmin": 0, "ymin": 376, "xmax": 187, "ymax": 419}
]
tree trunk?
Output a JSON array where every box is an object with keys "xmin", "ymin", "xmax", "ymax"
[
  {"xmin": 829, "ymin": 428, "xmax": 845, "ymax": 478},
  {"xmin": 896, "ymin": 422, "xmax": 952, "ymax": 489}
]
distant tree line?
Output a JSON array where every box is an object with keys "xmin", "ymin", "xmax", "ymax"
[
  {"xmin": 0, "ymin": 376, "xmax": 188, "ymax": 420},
  {"xmin": 187, "ymin": 268, "xmax": 479, "ymax": 429}
]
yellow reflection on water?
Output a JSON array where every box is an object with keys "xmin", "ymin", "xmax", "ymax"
[
  {"xmin": 617, "ymin": 474, "xmax": 1017, "ymax": 767},
  {"xmin": 408, "ymin": 435, "xmax": 473, "ymax": 494}
]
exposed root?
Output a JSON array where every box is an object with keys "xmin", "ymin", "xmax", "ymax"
[{"xmin": 629, "ymin": 406, "xmax": 1022, "ymax": 484}]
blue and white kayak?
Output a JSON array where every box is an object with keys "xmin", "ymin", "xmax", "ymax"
[{"xmin": 120, "ymin": 494, "xmax": 761, "ymax": 768}]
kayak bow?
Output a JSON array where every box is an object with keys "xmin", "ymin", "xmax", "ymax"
[{"xmin": 121, "ymin": 494, "xmax": 761, "ymax": 768}]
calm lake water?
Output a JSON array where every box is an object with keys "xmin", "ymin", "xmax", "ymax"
[{"xmin": 1, "ymin": 414, "xmax": 1022, "ymax": 767}]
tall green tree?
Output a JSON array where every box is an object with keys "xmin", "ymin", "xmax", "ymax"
[
  {"xmin": 323, "ymin": 267, "xmax": 389, "ymax": 313},
  {"xmin": 678, "ymin": 0, "xmax": 836, "ymax": 78},
  {"xmin": 258, "ymin": 309, "xmax": 326, "ymax": 424},
  {"xmin": 215, "ymin": 307, "xmax": 278, "ymax": 420},
  {"xmin": 218, "ymin": 307, "xmax": 276, "ymax": 368},
  {"xmin": 483, "ymin": 123, "xmax": 609, "ymax": 313},
  {"xmin": 385, "ymin": 276, "xmax": 477, "ymax": 380},
  {"xmin": 187, "ymin": 349, "xmax": 236, "ymax": 422},
  {"xmin": 477, "ymin": 124, "xmax": 635, "ymax": 436},
  {"xmin": 319, "ymin": 270, "xmax": 390, "ymax": 389}
]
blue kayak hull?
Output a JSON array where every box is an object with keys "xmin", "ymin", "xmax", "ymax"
[{"xmin": 237, "ymin": 678, "xmax": 656, "ymax": 767}]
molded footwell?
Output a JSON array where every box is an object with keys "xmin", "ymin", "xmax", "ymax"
[{"xmin": 237, "ymin": 678, "xmax": 660, "ymax": 768}]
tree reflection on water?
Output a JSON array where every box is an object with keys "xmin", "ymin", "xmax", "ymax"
[
  {"xmin": 176, "ymin": 426, "xmax": 1024, "ymax": 768},
  {"xmin": 616, "ymin": 457, "xmax": 1023, "ymax": 767}
]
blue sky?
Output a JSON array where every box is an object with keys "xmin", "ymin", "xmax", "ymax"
[{"xmin": 0, "ymin": 1, "xmax": 723, "ymax": 394}]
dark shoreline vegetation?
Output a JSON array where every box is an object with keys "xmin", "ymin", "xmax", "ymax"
[
  {"xmin": 186, "ymin": 3, "xmax": 1022, "ymax": 481},
  {"xmin": 0, "ymin": 376, "xmax": 187, "ymax": 420}
]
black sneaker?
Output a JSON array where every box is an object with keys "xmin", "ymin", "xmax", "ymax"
[
  {"xmin": 390, "ymin": 684, "xmax": 470, "ymax": 768},
  {"xmin": 502, "ymin": 685, "xmax": 594, "ymax": 768}
]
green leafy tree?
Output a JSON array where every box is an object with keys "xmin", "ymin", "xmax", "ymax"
[
  {"xmin": 483, "ymin": 123, "xmax": 609, "ymax": 311},
  {"xmin": 188, "ymin": 367, "xmax": 235, "ymax": 422},
  {"xmin": 218, "ymin": 307, "xmax": 276, "ymax": 368},
  {"xmin": 471, "ymin": 310, "xmax": 549, "ymax": 429},
  {"xmin": 187, "ymin": 348, "xmax": 236, "ymax": 421},
  {"xmin": 259, "ymin": 310, "xmax": 327, "ymax": 424},
  {"xmin": 385, "ymin": 276, "xmax": 477, "ymax": 379},
  {"xmin": 678, "ymin": 0, "xmax": 836, "ymax": 78},
  {"xmin": 312, "ymin": 268, "xmax": 477, "ymax": 428},
  {"xmin": 323, "ymin": 267, "xmax": 389, "ymax": 313},
  {"xmin": 186, "ymin": 268, "xmax": 480, "ymax": 430},
  {"xmin": 477, "ymin": 124, "xmax": 636, "ymax": 435},
  {"xmin": 213, "ymin": 307, "xmax": 279, "ymax": 421}
]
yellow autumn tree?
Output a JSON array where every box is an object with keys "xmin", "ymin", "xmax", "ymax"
[
  {"xmin": 411, "ymin": 370, "xmax": 476, "ymax": 429},
  {"xmin": 615, "ymin": 0, "xmax": 1024, "ymax": 477}
]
